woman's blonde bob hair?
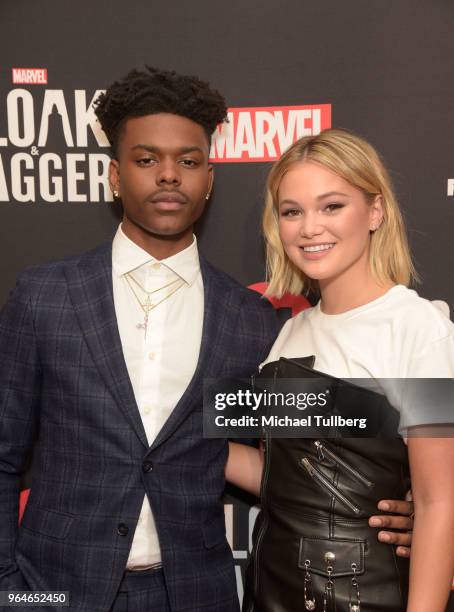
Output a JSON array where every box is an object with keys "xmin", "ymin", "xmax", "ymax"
[{"xmin": 263, "ymin": 128, "xmax": 417, "ymax": 297}]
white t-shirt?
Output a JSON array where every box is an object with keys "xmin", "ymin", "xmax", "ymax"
[{"xmin": 263, "ymin": 285, "xmax": 454, "ymax": 430}]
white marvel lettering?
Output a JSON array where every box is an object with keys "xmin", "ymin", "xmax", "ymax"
[
  {"xmin": 75, "ymin": 89, "xmax": 109, "ymax": 147},
  {"xmin": 7, "ymin": 90, "xmax": 35, "ymax": 146},
  {"xmin": 38, "ymin": 90, "xmax": 74, "ymax": 147},
  {"xmin": 11, "ymin": 153, "xmax": 34, "ymax": 202}
]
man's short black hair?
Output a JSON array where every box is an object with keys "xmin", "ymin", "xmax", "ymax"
[{"xmin": 94, "ymin": 66, "xmax": 228, "ymax": 157}]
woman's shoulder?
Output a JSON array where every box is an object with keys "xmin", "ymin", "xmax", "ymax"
[
  {"xmin": 386, "ymin": 286, "xmax": 453, "ymax": 339},
  {"xmin": 261, "ymin": 306, "xmax": 315, "ymax": 365},
  {"xmin": 385, "ymin": 287, "xmax": 454, "ymax": 377},
  {"xmin": 280, "ymin": 304, "xmax": 316, "ymax": 332}
]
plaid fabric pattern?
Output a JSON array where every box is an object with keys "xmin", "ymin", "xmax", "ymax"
[
  {"xmin": 111, "ymin": 568, "xmax": 171, "ymax": 611},
  {"xmin": 0, "ymin": 242, "xmax": 283, "ymax": 612}
]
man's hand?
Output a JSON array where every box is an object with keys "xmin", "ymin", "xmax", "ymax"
[{"xmin": 369, "ymin": 499, "xmax": 414, "ymax": 557}]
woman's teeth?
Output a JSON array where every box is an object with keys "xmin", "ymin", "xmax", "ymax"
[{"xmin": 302, "ymin": 243, "xmax": 334, "ymax": 252}]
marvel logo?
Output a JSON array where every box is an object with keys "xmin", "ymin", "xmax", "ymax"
[
  {"xmin": 210, "ymin": 104, "xmax": 331, "ymax": 163},
  {"xmin": 12, "ymin": 68, "xmax": 48, "ymax": 85}
]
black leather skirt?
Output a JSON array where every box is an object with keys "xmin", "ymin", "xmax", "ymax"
[{"xmin": 243, "ymin": 359, "xmax": 410, "ymax": 612}]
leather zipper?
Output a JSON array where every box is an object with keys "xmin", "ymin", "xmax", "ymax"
[
  {"xmin": 314, "ymin": 440, "xmax": 374, "ymax": 489},
  {"xmin": 300, "ymin": 457, "xmax": 362, "ymax": 516}
]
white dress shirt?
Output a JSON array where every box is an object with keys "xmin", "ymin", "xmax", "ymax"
[{"xmin": 112, "ymin": 225, "xmax": 204, "ymax": 568}]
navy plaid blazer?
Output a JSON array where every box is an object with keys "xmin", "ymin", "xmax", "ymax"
[{"xmin": 0, "ymin": 242, "xmax": 284, "ymax": 611}]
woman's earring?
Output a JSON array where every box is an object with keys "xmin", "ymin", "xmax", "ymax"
[
  {"xmin": 112, "ymin": 190, "xmax": 120, "ymax": 199},
  {"xmin": 370, "ymin": 219, "xmax": 383, "ymax": 232},
  {"xmin": 205, "ymin": 192, "xmax": 211, "ymax": 201}
]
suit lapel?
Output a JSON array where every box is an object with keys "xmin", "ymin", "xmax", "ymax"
[
  {"xmin": 151, "ymin": 257, "xmax": 239, "ymax": 450},
  {"xmin": 64, "ymin": 243, "xmax": 148, "ymax": 448}
]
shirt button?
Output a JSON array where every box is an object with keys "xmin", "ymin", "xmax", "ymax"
[
  {"xmin": 148, "ymin": 352, "xmax": 155, "ymax": 361},
  {"xmin": 117, "ymin": 523, "xmax": 129, "ymax": 536},
  {"xmin": 142, "ymin": 461, "xmax": 153, "ymax": 473},
  {"xmin": 142, "ymin": 406, "xmax": 151, "ymax": 415}
]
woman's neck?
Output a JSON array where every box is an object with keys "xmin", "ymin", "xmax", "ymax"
[{"xmin": 319, "ymin": 270, "xmax": 395, "ymax": 315}]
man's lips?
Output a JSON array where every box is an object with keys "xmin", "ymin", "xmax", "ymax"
[
  {"xmin": 150, "ymin": 191, "xmax": 187, "ymax": 204},
  {"xmin": 149, "ymin": 191, "xmax": 188, "ymax": 210}
]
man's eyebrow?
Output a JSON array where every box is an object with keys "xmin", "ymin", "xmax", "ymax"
[{"xmin": 131, "ymin": 144, "xmax": 205, "ymax": 154}]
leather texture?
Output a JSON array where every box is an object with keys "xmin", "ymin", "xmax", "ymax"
[{"xmin": 244, "ymin": 358, "xmax": 410, "ymax": 612}]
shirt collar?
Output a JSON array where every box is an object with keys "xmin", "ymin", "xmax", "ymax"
[{"xmin": 112, "ymin": 224, "xmax": 200, "ymax": 285}]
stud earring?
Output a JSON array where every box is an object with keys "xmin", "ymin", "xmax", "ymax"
[
  {"xmin": 205, "ymin": 192, "xmax": 211, "ymax": 201},
  {"xmin": 112, "ymin": 190, "xmax": 120, "ymax": 199},
  {"xmin": 371, "ymin": 219, "xmax": 383, "ymax": 232}
]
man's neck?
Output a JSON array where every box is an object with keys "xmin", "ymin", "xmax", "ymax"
[{"xmin": 121, "ymin": 223, "xmax": 194, "ymax": 260}]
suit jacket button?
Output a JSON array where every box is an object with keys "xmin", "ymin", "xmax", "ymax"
[
  {"xmin": 117, "ymin": 523, "xmax": 129, "ymax": 536},
  {"xmin": 142, "ymin": 461, "xmax": 153, "ymax": 473}
]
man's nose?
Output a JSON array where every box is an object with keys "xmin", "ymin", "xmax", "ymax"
[{"xmin": 156, "ymin": 160, "xmax": 181, "ymax": 185}]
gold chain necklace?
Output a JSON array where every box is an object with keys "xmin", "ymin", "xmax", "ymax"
[
  {"xmin": 126, "ymin": 272, "xmax": 180, "ymax": 296},
  {"xmin": 124, "ymin": 272, "xmax": 185, "ymax": 338}
]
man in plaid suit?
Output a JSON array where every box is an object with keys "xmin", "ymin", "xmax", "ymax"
[{"xmin": 0, "ymin": 67, "xmax": 413, "ymax": 611}]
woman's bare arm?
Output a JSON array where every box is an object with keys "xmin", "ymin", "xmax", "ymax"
[
  {"xmin": 225, "ymin": 442, "xmax": 264, "ymax": 496},
  {"xmin": 406, "ymin": 429, "xmax": 454, "ymax": 612}
]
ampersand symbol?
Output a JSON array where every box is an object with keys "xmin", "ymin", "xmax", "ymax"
[{"xmin": 30, "ymin": 146, "xmax": 39, "ymax": 156}]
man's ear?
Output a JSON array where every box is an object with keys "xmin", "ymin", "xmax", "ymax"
[
  {"xmin": 109, "ymin": 159, "xmax": 120, "ymax": 195},
  {"xmin": 207, "ymin": 164, "xmax": 214, "ymax": 199},
  {"xmin": 370, "ymin": 194, "xmax": 384, "ymax": 231}
]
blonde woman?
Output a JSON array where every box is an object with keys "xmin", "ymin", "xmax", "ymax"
[{"xmin": 227, "ymin": 129, "xmax": 454, "ymax": 611}]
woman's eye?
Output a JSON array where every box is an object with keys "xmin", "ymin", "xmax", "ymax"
[
  {"xmin": 280, "ymin": 208, "xmax": 301, "ymax": 217},
  {"xmin": 325, "ymin": 203, "xmax": 344, "ymax": 212}
]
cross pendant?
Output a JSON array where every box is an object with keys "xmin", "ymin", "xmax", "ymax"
[{"xmin": 136, "ymin": 319, "xmax": 149, "ymax": 339}]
